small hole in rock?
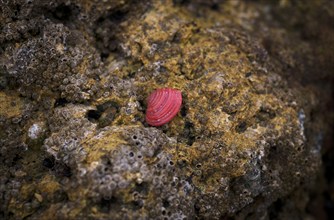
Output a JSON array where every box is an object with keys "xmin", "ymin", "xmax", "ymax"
[
  {"xmin": 99, "ymin": 197, "xmax": 118, "ymax": 213},
  {"xmin": 180, "ymin": 106, "xmax": 187, "ymax": 117},
  {"xmin": 43, "ymin": 157, "xmax": 55, "ymax": 169},
  {"xmin": 245, "ymin": 72, "xmax": 252, "ymax": 77},
  {"xmin": 86, "ymin": 109, "xmax": 102, "ymax": 121},
  {"xmin": 211, "ymin": 3, "xmax": 219, "ymax": 11},
  {"xmin": 163, "ymin": 200, "xmax": 170, "ymax": 208},
  {"xmin": 235, "ymin": 121, "xmax": 247, "ymax": 133},
  {"xmin": 132, "ymin": 200, "xmax": 144, "ymax": 210},
  {"xmin": 52, "ymin": 4, "xmax": 73, "ymax": 21},
  {"xmin": 54, "ymin": 98, "xmax": 69, "ymax": 107}
]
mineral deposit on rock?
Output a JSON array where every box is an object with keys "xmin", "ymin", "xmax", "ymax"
[{"xmin": 1, "ymin": 0, "xmax": 333, "ymax": 219}]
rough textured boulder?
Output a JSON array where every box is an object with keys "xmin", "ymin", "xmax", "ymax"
[{"xmin": 0, "ymin": 0, "xmax": 333, "ymax": 219}]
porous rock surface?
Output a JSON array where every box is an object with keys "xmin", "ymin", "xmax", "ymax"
[{"xmin": 0, "ymin": 0, "xmax": 332, "ymax": 219}]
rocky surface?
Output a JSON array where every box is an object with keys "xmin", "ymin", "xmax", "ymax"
[{"xmin": 0, "ymin": 0, "xmax": 333, "ymax": 219}]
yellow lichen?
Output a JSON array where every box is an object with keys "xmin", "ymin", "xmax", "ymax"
[
  {"xmin": 82, "ymin": 130, "xmax": 128, "ymax": 164},
  {"xmin": 0, "ymin": 92, "xmax": 24, "ymax": 118}
]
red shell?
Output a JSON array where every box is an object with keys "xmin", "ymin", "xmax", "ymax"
[{"xmin": 145, "ymin": 88, "xmax": 182, "ymax": 126}]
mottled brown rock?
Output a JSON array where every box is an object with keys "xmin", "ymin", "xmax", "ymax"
[{"xmin": 0, "ymin": 0, "xmax": 333, "ymax": 219}]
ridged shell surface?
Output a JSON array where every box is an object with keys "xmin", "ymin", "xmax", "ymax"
[{"xmin": 145, "ymin": 88, "xmax": 182, "ymax": 126}]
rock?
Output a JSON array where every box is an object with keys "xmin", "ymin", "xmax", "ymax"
[{"xmin": 0, "ymin": 0, "xmax": 333, "ymax": 219}]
